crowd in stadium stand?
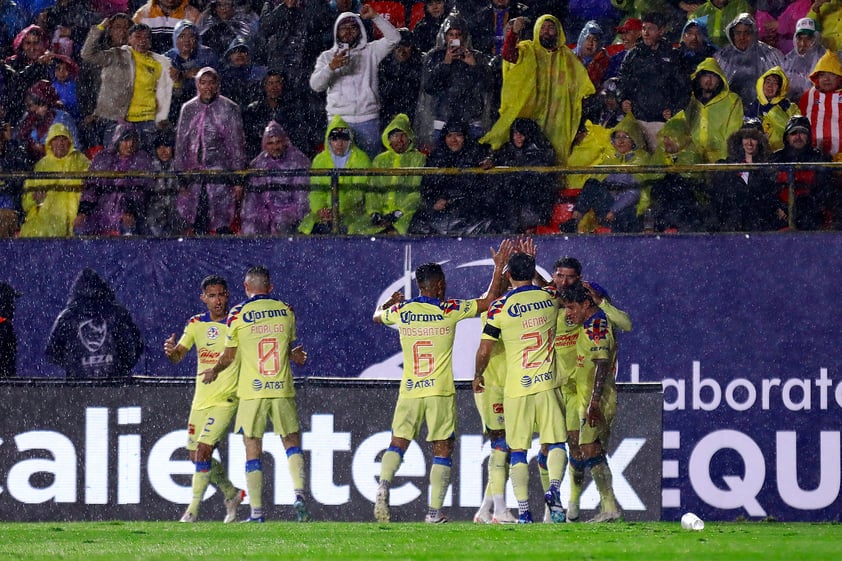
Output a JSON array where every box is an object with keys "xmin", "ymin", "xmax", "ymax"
[{"xmin": 0, "ymin": 0, "xmax": 840, "ymax": 237}]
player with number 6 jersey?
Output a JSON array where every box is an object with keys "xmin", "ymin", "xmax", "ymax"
[{"xmin": 372, "ymin": 240, "xmax": 513, "ymax": 524}]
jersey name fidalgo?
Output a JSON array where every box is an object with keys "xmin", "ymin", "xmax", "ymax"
[{"xmin": 226, "ymin": 294, "xmax": 297, "ymax": 399}]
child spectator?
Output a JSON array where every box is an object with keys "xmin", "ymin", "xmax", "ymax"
[
  {"xmin": 51, "ymin": 55, "xmax": 80, "ymax": 121},
  {"xmin": 143, "ymin": 129, "xmax": 186, "ymax": 236},
  {"xmin": 745, "ymin": 66, "xmax": 800, "ymax": 151}
]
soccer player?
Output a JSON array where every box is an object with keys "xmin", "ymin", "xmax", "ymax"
[
  {"xmin": 200, "ymin": 266, "xmax": 309, "ymax": 523},
  {"xmin": 372, "ymin": 240, "xmax": 513, "ymax": 523},
  {"xmin": 552, "ymin": 257, "xmax": 630, "ymax": 522},
  {"xmin": 475, "ymin": 252, "xmax": 567, "ymax": 524},
  {"xmin": 561, "ymin": 281, "xmax": 621, "ymax": 522},
  {"xmin": 471, "ymin": 279, "xmax": 518, "ymax": 525},
  {"xmin": 164, "ymin": 275, "xmax": 244, "ymax": 523}
]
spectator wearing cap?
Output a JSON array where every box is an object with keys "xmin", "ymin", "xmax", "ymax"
[
  {"xmin": 174, "ymin": 66, "xmax": 246, "ymax": 235},
  {"xmin": 0, "ymin": 281, "xmax": 20, "ymax": 378},
  {"xmin": 144, "ymin": 128, "xmax": 186, "ymax": 236},
  {"xmin": 81, "ymin": 18, "xmax": 174, "ymax": 151},
  {"xmin": 769, "ymin": 114, "xmax": 834, "ymax": 229},
  {"xmin": 14, "ymin": 80, "xmax": 80, "ymax": 165},
  {"xmin": 422, "ymin": 15, "xmax": 492, "ymax": 145},
  {"xmin": 808, "ymin": 0, "xmax": 842, "ymax": 51},
  {"xmin": 676, "ymin": 18, "xmax": 718, "ymax": 81},
  {"xmin": 604, "ymin": 17, "xmax": 642, "ymax": 79},
  {"xmin": 745, "ymin": 66, "xmax": 800, "ymax": 151},
  {"xmin": 411, "ymin": 0, "xmax": 449, "ymax": 53},
  {"xmin": 132, "ymin": 0, "xmax": 200, "ymax": 54},
  {"xmin": 74, "ymin": 123, "xmax": 155, "ymax": 236},
  {"xmin": 299, "ymin": 116, "xmax": 372, "ymax": 235},
  {"xmin": 714, "ymin": 12, "xmax": 784, "ymax": 109},
  {"xmin": 379, "ymin": 28, "xmax": 423, "ymax": 124},
  {"xmin": 799, "ymin": 49, "xmax": 842, "ymax": 159},
  {"xmin": 219, "ymin": 39, "xmax": 266, "ymax": 108},
  {"xmin": 677, "ymin": 56, "xmax": 743, "ymax": 162},
  {"xmin": 689, "ymin": 0, "xmax": 753, "ymax": 49},
  {"xmin": 783, "ymin": 17, "xmax": 826, "ymax": 103},
  {"xmin": 755, "ymin": 0, "xmax": 811, "ymax": 54},
  {"xmin": 310, "ymin": 5, "xmax": 401, "ymax": 160},
  {"xmin": 618, "ymin": 12, "xmax": 689, "ymax": 151},
  {"xmin": 468, "ymin": 0, "xmax": 530, "ymax": 57},
  {"xmin": 593, "ymin": 77, "xmax": 625, "ymax": 128}
]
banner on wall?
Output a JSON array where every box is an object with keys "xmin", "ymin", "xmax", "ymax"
[
  {"xmin": 0, "ymin": 380, "xmax": 662, "ymax": 522},
  {"xmin": 0, "ymin": 235, "xmax": 840, "ymax": 521}
]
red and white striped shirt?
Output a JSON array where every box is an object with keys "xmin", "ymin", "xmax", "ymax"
[{"xmin": 799, "ymin": 87, "xmax": 842, "ymax": 156}]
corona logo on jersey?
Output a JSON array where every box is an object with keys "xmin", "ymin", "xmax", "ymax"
[
  {"xmin": 506, "ymin": 300, "xmax": 554, "ymax": 318},
  {"xmin": 78, "ymin": 319, "xmax": 107, "ymax": 352},
  {"xmin": 399, "ymin": 311, "xmax": 444, "ymax": 324},
  {"xmin": 242, "ymin": 309, "xmax": 287, "ymax": 323}
]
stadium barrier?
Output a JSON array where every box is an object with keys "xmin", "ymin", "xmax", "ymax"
[
  {"xmin": 0, "ymin": 378, "xmax": 662, "ymax": 522},
  {"xmin": 1, "ymin": 160, "xmax": 837, "ymax": 232}
]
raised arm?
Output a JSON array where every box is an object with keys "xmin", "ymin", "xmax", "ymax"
[
  {"xmin": 475, "ymin": 239, "xmax": 514, "ymax": 312},
  {"xmin": 373, "ymin": 291, "xmax": 405, "ymax": 324}
]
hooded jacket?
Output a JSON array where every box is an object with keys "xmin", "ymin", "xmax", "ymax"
[
  {"xmin": 423, "ymin": 15, "xmax": 491, "ymax": 126},
  {"xmin": 242, "ymin": 120, "xmax": 311, "ymax": 235},
  {"xmin": 782, "ymin": 23, "xmax": 825, "ymax": 103},
  {"xmin": 174, "ymin": 67, "xmax": 246, "ymax": 172},
  {"xmin": 714, "ymin": 13, "xmax": 784, "ymax": 108},
  {"xmin": 690, "ymin": 0, "xmax": 753, "ymax": 48},
  {"xmin": 299, "ymin": 115, "xmax": 372, "ymax": 234},
  {"xmin": 799, "ymin": 49, "xmax": 842, "ymax": 157},
  {"xmin": 164, "ymin": 20, "xmax": 219, "ymax": 97},
  {"xmin": 20, "ymin": 123, "xmax": 90, "ymax": 238},
  {"xmin": 574, "ymin": 20, "xmax": 610, "ymax": 92},
  {"xmin": 746, "ymin": 66, "xmax": 800, "ymax": 151},
  {"xmin": 309, "ymin": 11, "xmax": 401, "ymax": 123},
  {"xmin": 78, "ymin": 124, "xmax": 155, "ymax": 235},
  {"xmin": 482, "ymin": 14, "xmax": 594, "ymax": 165},
  {"xmin": 45, "ymin": 268, "xmax": 143, "ymax": 379},
  {"xmin": 684, "ymin": 57, "xmax": 744, "ymax": 162},
  {"xmin": 369, "ymin": 113, "xmax": 426, "ymax": 234}
]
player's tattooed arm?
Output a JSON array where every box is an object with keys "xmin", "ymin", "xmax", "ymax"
[
  {"xmin": 373, "ymin": 291, "xmax": 404, "ymax": 323},
  {"xmin": 587, "ymin": 358, "xmax": 611, "ymax": 426}
]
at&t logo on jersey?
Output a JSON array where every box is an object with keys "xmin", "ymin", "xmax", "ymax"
[
  {"xmin": 252, "ymin": 379, "xmax": 263, "ymax": 391},
  {"xmin": 405, "ymin": 378, "xmax": 436, "ymax": 392},
  {"xmin": 206, "ymin": 326, "xmax": 220, "ymax": 340},
  {"xmin": 520, "ymin": 375, "xmax": 532, "ymax": 388}
]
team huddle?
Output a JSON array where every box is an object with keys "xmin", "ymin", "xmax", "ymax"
[
  {"xmin": 374, "ymin": 239, "xmax": 631, "ymax": 524},
  {"xmin": 164, "ymin": 241, "xmax": 629, "ymax": 524}
]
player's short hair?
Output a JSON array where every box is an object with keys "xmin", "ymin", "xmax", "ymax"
[
  {"xmin": 560, "ymin": 281, "xmax": 593, "ymax": 304},
  {"xmin": 245, "ymin": 265, "xmax": 271, "ymax": 289},
  {"xmin": 507, "ymin": 252, "xmax": 535, "ymax": 281},
  {"xmin": 201, "ymin": 274, "xmax": 227, "ymax": 292},
  {"xmin": 553, "ymin": 257, "xmax": 582, "ymax": 275},
  {"xmin": 415, "ymin": 263, "xmax": 444, "ymax": 288}
]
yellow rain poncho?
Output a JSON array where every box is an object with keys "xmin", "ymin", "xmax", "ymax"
[
  {"xmin": 480, "ymin": 15, "xmax": 595, "ymax": 165},
  {"xmin": 19, "ymin": 123, "xmax": 90, "ymax": 238},
  {"xmin": 753, "ymin": 66, "xmax": 800, "ymax": 151},
  {"xmin": 682, "ymin": 57, "xmax": 744, "ymax": 163}
]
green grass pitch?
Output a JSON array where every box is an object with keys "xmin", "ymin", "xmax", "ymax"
[{"xmin": 1, "ymin": 521, "xmax": 840, "ymax": 561}]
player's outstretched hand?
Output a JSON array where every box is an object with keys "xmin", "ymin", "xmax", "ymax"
[
  {"xmin": 291, "ymin": 345, "xmax": 308, "ymax": 366},
  {"xmin": 517, "ymin": 236, "xmax": 536, "ymax": 258},
  {"xmin": 472, "ymin": 374, "xmax": 485, "ymax": 394},
  {"xmin": 491, "ymin": 238, "xmax": 514, "ymax": 270}
]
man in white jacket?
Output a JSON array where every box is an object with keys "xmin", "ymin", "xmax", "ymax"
[{"xmin": 310, "ymin": 5, "xmax": 400, "ymax": 159}]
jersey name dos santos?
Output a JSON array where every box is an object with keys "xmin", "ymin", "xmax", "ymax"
[
  {"xmin": 177, "ymin": 311, "xmax": 238, "ymax": 410},
  {"xmin": 226, "ymin": 294, "xmax": 297, "ymax": 399},
  {"xmin": 483, "ymin": 285, "xmax": 560, "ymax": 398},
  {"xmin": 382, "ymin": 296, "xmax": 478, "ymax": 397}
]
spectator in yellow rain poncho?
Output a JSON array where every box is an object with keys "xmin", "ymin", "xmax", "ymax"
[
  {"xmin": 480, "ymin": 14, "xmax": 595, "ymax": 166},
  {"xmin": 19, "ymin": 123, "xmax": 90, "ymax": 238}
]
